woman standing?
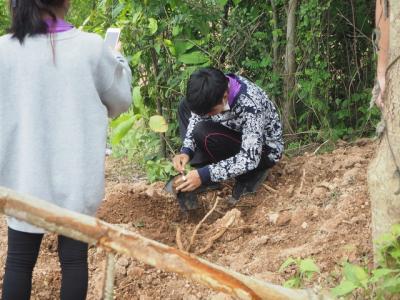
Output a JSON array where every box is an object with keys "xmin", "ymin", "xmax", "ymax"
[{"xmin": 0, "ymin": 0, "xmax": 132, "ymax": 299}]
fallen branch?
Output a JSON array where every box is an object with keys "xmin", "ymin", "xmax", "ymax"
[{"xmin": 0, "ymin": 187, "xmax": 333, "ymax": 300}]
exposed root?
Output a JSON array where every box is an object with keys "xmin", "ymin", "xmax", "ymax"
[
  {"xmin": 196, "ymin": 209, "xmax": 241, "ymax": 254},
  {"xmin": 186, "ymin": 193, "xmax": 219, "ymax": 252}
]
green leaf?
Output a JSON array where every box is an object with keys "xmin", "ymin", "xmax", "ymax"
[
  {"xmin": 283, "ymin": 278, "xmax": 300, "ymax": 288},
  {"xmin": 149, "ymin": 115, "xmax": 168, "ymax": 133},
  {"xmin": 380, "ymin": 276, "xmax": 400, "ymax": 292},
  {"xmin": 172, "ymin": 25, "xmax": 182, "ymax": 37},
  {"xmin": 131, "ymin": 51, "xmax": 142, "ymax": 66},
  {"xmin": 148, "ymin": 18, "xmax": 158, "ymax": 35},
  {"xmin": 110, "ymin": 114, "xmax": 131, "ymax": 129},
  {"xmin": 279, "ymin": 257, "xmax": 297, "ymax": 272},
  {"xmin": 173, "ymin": 40, "xmax": 195, "ymax": 57},
  {"xmin": 299, "ymin": 258, "xmax": 320, "ymax": 274},
  {"xmin": 178, "ymin": 51, "xmax": 209, "ymax": 65},
  {"xmin": 232, "ymin": 0, "xmax": 241, "ymax": 4},
  {"xmin": 370, "ymin": 268, "xmax": 396, "ymax": 283},
  {"xmin": 133, "ymin": 86, "xmax": 144, "ymax": 110},
  {"xmin": 132, "ymin": 11, "xmax": 142, "ymax": 24},
  {"xmin": 111, "ymin": 117, "xmax": 135, "ymax": 145},
  {"xmin": 111, "ymin": 3, "xmax": 125, "ymax": 19},
  {"xmin": 331, "ymin": 280, "xmax": 358, "ymax": 297},
  {"xmin": 343, "ymin": 263, "xmax": 369, "ymax": 287},
  {"xmin": 216, "ymin": 0, "xmax": 228, "ymax": 6}
]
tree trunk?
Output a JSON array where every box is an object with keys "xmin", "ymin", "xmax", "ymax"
[
  {"xmin": 283, "ymin": 0, "xmax": 298, "ymax": 133},
  {"xmin": 368, "ymin": 0, "xmax": 400, "ymax": 260}
]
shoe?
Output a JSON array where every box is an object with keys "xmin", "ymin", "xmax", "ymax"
[{"xmin": 230, "ymin": 169, "xmax": 269, "ymax": 202}]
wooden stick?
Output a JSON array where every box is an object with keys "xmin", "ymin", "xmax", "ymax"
[{"xmin": 0, "ymin": 187, "xmax": 333, "ymax": 300}]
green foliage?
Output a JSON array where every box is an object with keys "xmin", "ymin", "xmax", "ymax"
[
  {"xmin": 331, "ymin": 224, "xmax": 400, "ymax": 299},
  {"xmin": 0, "ymin": 1, "xmax": 9, "ymax": 35},
  {"xmin": 279, "ymin": 257, "xmax": 320, "ymax": 288},
  {"xmin": 0, "ymin": 0, "xmax": 380, "ymax": 182}
]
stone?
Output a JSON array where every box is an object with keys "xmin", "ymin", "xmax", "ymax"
[
  {"xmin": 115, "ymin": 264, "xmax": 127, "ymax": 276},
  {"xmin": 117, "ymin": 257, "xmax": 129, "ymax": 267},
  {"xmin": 301, "ymin": 222, "xmax": 309, "ymax": 229},
  {"xmin": 127, "ymin": 266, "xmax": 145, "ymax": 278},
  {"xmin": 276, "ymin": 211, "xmax": 292, "ymax": 226},
  {"xmin": 267, "ymin": 212, "xmax": 279, "ymax": 224}
]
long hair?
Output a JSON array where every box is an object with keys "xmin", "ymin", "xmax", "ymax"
[{"xmin": 10, "ymin": 0, "xmax": 65, "ymax": 44}]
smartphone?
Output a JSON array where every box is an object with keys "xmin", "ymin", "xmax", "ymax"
[{"xmin": 104, "ymin": 28, "xmax": 121, "ymax": 49}]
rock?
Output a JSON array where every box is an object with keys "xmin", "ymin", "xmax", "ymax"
[
  {"xmin": 117, "ymin": 257, "xmax": 129, "ymax": 267},
  {"xmin": 267, "ymin": 213, "xmax": 279, "ymax": 224},
  {"xmin": 115, "ymin": 264, "xmax": 127, "ymax": 277},
  {"xmin": 127, "ymin": 266, "xmax": 145, "ymax": 278},
  {"xmin": 276, "ymin": 211, "xmax": 292, "ymax": 226},
  {"xmin": 301, "ymin": 222, "xmax": 309, "ymax": 229}
]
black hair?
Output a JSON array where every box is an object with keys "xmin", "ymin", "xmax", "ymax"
[
  {"xmin": 186, "ymin": 67, "xmax": 229, "ymax": 116},
  {"xmin": 10, "ymin": 0, "xmax": 65, "ymax": 44}
]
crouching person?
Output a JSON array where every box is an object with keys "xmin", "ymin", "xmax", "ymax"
[{"xmin": 172, "ymin": 67, "xmax": 283, "ymax": 209}]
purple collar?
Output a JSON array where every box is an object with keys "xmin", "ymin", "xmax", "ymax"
[
  {"xmin": 226, "ymin": 74, "xmax": 241, "ymax": 106},
  {"xmin": 44, "ymin": 18, "xmax": 74, "ymax": 33}
]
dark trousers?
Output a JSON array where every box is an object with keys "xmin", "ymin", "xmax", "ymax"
[
  {"xmin": 2, "ymin": 227, "xmax": 88, "ymax": 300},
  {"xmin": 178, "ymin": 99, "xmax": 275, "ymax": 181}
]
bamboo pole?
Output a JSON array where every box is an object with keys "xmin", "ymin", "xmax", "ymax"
[{"xmin": 0, "ymin": 187, "xmax": 333, "ymax": 300}]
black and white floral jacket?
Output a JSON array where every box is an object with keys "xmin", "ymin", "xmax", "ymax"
[{"xmin": 181, "ymin": 75, "xmax": 283, "ymax": 183}]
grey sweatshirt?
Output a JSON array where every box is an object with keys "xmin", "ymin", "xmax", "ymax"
[{"xmin": 0, "ymin": 28, "xmax": 132, "ymax": 233}]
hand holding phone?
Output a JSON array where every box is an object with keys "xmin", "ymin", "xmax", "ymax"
[{"xmin": 104, "ymin": 28, "xmax": 121, "ymax": 50}]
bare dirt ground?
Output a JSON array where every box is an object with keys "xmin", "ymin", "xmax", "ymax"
[{"xmin": 0, "ymin": 139, "xmax": 375, "ymax": 299}]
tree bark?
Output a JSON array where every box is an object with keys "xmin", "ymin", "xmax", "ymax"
[
  {"xmin": 368, "ymin": 0, "xmax": 400, "ymax": 260},
  {"xmin": 0, "ymin": 187, "xmax": 333, "ymax": 300},
  {"xmin": 283, "ymin": 0, "xmax": 298, "ymax": 133}
]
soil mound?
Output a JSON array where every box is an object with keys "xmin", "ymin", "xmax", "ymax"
[{"xmin": 0, "ymin": 139, "xmax": 375, "ymax": 299}]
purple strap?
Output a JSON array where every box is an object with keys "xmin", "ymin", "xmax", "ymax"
[
  {"xmin": 227, "ymin": 75, "xmax": 241, "ymax": 106},
  {"xmin": 44, "ymin": 18, "xmax": 74, "ymax": 33}
]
